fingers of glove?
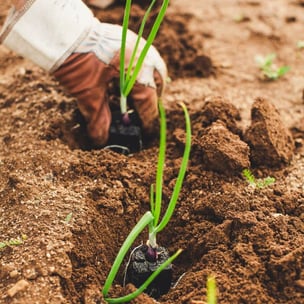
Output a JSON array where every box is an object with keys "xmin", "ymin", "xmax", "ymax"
[
  {"xmin": 86, "ymin": 94, "xmax": 111, "ymax": 146},
  {"xmin": 53, "ymin": 53, "xmax": 114, "ymax": 146}
]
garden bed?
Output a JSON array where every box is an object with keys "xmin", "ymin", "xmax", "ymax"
[{"xmin": 0, "ymin": 0, "xmax": 303, "ymax": 303}]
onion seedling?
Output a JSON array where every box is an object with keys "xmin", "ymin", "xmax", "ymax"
[
  {"xmin": 102, "ymin": 102, "xmax": 191, "ymax": 303},
  {"xmin": 119, "ymin": 0, "xmax": 169, "ymax": 115},
  {"xmin": 107, "ymin": 0, "xmax": 169, "ymax": 153},
  {"xmin": 255, "ymin": 53, "xmax": 290, "ymax": 80}
]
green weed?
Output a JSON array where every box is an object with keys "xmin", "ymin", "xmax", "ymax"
[
  {"xmin": 255, "ymin": 53, "xmax": 290, "ymax": 80},
  {"xmin": 242, "ymin": 169, "xmax": 275, "ymax": 189}
]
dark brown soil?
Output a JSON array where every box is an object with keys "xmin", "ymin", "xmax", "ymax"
[{"xmin": 1, "ymin": 1, "xmax": 304, "ymax": 303}]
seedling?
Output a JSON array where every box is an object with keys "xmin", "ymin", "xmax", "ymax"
[
  {"xmin": 64, "ymin": 212, "xmax": 73, "ymax": 224},
  {"xmin": 108, "ymin": 0, "xmax": 169, "ymax": 152},
  {"xmin": 242, "ymin": 169, "xmax": 275, "ymax": 189},
  {"xmin": 119, "ymin": 0, "xmax": 168, "ymax": 115},
  {"xmin": 0, "ymin": 235, "xmax": 27, "ymax": 249},
  {"xmin": 102, "ymin": 101, "xmax": 191, "ymax": 303},
  {"xmin": 189, "ymin": 275, "xmax": 217, "ymax": 304},
  {"xmin": 207, "ymin": 275, "xmax": 217, "ymax": 304},
  {"xmin": 255, "ymin": 53, "xmax": 290, "ymax": 80}
]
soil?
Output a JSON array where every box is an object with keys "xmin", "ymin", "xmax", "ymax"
[{"xmin": 1, "ymin": 0, "xmax": 304, "ymax": 303}]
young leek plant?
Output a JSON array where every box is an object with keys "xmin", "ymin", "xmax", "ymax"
[
  {"xmin": 102, "ymin": 101, "xmax": 191, "ymax": 303},
  {"xmin": 119, "ymin": 0, "xmax": 169, "ymax": 116}
]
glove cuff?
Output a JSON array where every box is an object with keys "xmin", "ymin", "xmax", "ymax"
[{"xmin": 0, "ymin": 0, "xmax": 94, "ymax": 72}]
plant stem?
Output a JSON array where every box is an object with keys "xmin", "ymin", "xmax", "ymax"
[
  {"xmin": 148, "ymin": 221, "xmax": 157, "ymax": 248},
  {"xmin": 119, "ymin": 0, "xmax": 132, "ymax": 114},
  {"xmin": 102, "ymin": 211, "xmax": 154, "ymax": 297},
  {"xmin": 120, "ymin": 94, "xmax": 127, "ymax": 115},
  {"xmin": 207, "ymin": 275, "xmax": 217, "ymax": 304}
]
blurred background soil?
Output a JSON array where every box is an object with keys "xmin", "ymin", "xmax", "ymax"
[{"xmin": 0, "ymin": 0, "xmax": 303, "ymax": 303}]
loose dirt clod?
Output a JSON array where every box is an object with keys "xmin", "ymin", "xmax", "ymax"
[
  {"xmin": 244, "ymin": 97, "xmax": 295, "ymax": 168},
  {"xmin": 197, "ymin": 121, "xmax": 250, "ymax": 174},
  {"xmin": 199, "ymin": 96, "xmax": 242, "ymax": 135}
]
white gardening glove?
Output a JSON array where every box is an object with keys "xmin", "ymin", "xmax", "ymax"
[{"xmin": 0, "ymin": 0, "xmax": 167, "ymax": 146}]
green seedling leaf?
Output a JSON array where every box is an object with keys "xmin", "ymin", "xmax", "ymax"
[
  {"xmin": 8, "ymin": 239, "xmax": 23, "ymax": 246},
  {"xmin": 119, "ymin": 0, "xmax": 169, "ymax": 114},
  {"xmin": 242, "ymin": 168, "xmax": 256, "ymax": 186},
  {"xmin": 153, "ymin": 100, "xmax": 167, "ymax": 228},
  {"xmin": 64, "ymin": 212, "xmax": 73, "ymax": 224},
  {"xmin": 207, "ymin": 275, "xmax": 217, "ymax": 304},
  {"xmin": 256, "ymin": 176, "xmax": 276, "ymax": 189},
  {"xmin": 255, "ymin": 53, "xmax": 275, "ymax": 68},
  {"xmin": 155, "ymin": 102, "xmax": 191, "ymax": 234},
  {"xmin": 255, "ymin": 53, "xmax": 290, "ymax": 80},
  {"xmin": 243, "ymin": 169, "xmax": 275, "ymax": 189},
  {"xmin": 277, "ymin": 66, "xmax": 290, "ymax": 77},
  {"xmin": 0, "ymin": 236, "xmax": 25, "ymax": 249}
]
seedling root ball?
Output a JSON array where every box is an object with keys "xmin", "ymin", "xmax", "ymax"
[{"xmin": 125, "ymin": 244, "xmax": 173, "ymax": 299}]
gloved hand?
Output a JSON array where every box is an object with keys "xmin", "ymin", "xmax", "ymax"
[
  {"xmin": 1, "ymin": 0, "xmax": 167, "ymax": 147},
  {"xmin": 53, "ymin": 21, "xmax": 166, "ymax": 146}
]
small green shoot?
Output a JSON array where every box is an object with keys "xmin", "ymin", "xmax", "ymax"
[
  {"xmin": 207, "ymin": 275, "xmax": 217, "ymax": 304},
  {"xmin": 242, "ymin": 169, "xmax": 275, "ymax": 189},
  {"xmin": 255, "ymin": 53, "xmax": 290, "ymax": 80},
  {"xmin": 64, "ymin": 212, "xmax": 73, "ymax": 224},
  {"xmin": 0, "ymin": 235, "xmax": 26, "ymax": 249},
  {"xmin": 102, "ymin": 102, "xmax": 191, "ymax": 303},
  {"xmin": 119, "ymin": 0, "xmax": 169, "ymax": 114}
]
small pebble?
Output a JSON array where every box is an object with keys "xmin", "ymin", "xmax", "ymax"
[{"xmin": 7, "ymin": 279, "xmax": 29, "ymax": 297}]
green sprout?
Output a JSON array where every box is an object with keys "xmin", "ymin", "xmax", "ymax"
[
  {"xmin": 102, "ymin": 101, "xmax": 191, "ymax": 303},
  {"xmin": 207, "ymin": 275, "xmax": 217, "ymax": 304},
  {"xmin": 242, "ymin": 169, "xmax": 275, "ymax": 189},
  {"xmin": 119, "ymin": 0, "xmax": 169, "ymax": 115},
  {"xmin": 255, "ymin": 53, "xmax": 290, "ymax": 80},
  {"xmin": 64, "ymin": 212, "xmax": 73, "ymax": 224},
  {"xmin": 0, "ymin": 235, "xmax": 27, "ymax": 249}
]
